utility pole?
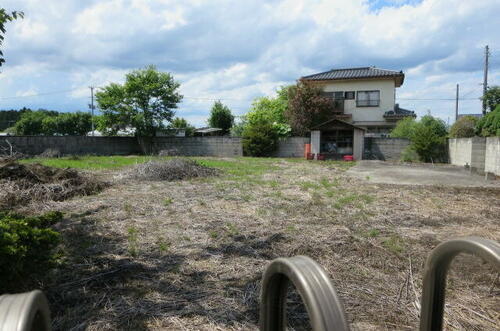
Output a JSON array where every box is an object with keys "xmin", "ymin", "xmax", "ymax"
[
  {"xmin": 482, "ymin": 45, "xmax": 489, "ymax": 115},
  {"xmin": 89, "ymin": 86, "xmax": 95, "ymax": 136},
  {"xmin": 455, "ymin": 84, "xmax": 459, "ymax": 121}
]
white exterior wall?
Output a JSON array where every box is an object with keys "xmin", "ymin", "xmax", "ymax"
[
  {"xmin": 485, "ymin": 137, "xmax": 500, "ymax": 176},
  {"xmin": 311, "ymin": 130, "xmax": 321, "ymax": 156},
  {"xmin": 353, "ymin": 128, "xmax": 364, "ymax": 160},
  {"xmin": 320, "ymin": 79, "xmax": 396, "ymax": 124}
]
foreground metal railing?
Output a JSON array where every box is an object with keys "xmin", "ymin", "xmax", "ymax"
[{"xmin": 1, "ymin": 236, "xmax": 499, "ymax": 331}]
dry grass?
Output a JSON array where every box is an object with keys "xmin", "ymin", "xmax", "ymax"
[
  {"xmin": 0, "ymin": 161, "xmax": 107, "ymax": 210},
  {"xmin": 12, "ymin": 158, "xmax": 499, "ymax": 330},
  {"xmin": 127, "ymin": 158, "xmax": 219, "ymax": 181}
]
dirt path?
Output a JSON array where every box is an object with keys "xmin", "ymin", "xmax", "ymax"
[{"xmin": 26, "ymin": 160, "xmax": 499, "ymax": 330}]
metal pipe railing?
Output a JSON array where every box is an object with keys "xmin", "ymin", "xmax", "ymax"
[
  {"xmin": 1, "ymin": 236, "xmax": 498, "ymax": 330},
  {"xmin": 259, "ymin": 255, "xmax": 349, "ymax": 331},
  {"xmin": 419, "ymin": 236, "xmax": 500, "ymax": 331}
]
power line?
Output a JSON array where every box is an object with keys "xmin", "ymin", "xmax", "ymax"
[
  {"xmin": 396, "ymin": 97, "xmax": 479, "ymax": 101},
  {"xmin": 0, "ymin": 88, "xmax": 82, "ymax": 100}
]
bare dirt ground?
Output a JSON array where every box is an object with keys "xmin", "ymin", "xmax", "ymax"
[{"xmin": 19, "ymin": 158, "xmax": 499, "ymax": 330}]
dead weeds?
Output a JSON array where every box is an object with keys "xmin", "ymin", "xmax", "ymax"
[{"xmin": 11, "ymin": 158, "xmax": 499, "ymax": 330}]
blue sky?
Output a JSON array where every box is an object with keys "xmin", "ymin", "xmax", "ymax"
[{"xmin": 0, "ymin": 0, "xmax": 499, "ymax": 126}]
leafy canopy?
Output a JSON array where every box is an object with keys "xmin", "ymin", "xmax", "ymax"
[
  {"xmin": 242, "ymin": 121, "xmax": 280, "ymax": 157},
  {"xmin": 13, "ymin": 110, "xmax": 92, "ymax": 135},
  {"xmin": 96, "ymin": 65, "xmax": 183, "ymax": 136},
  {"xmin": 285, "ymin": 82, "xmax": 334, "ymax": 136},
  {"xmin": 476, "ymin": 105, "xmax": 500, "ymax": 137},
  {"xmin": 168, "ymin": 117, "xmax": 195, "ymax": 136},
  {"xmin": 246, "ymin": 85, "xmax": 292, "ymax": 137},
  {"xmin": 390, "ymin": 115, "xmax": 448, "ymax": 162},
  {"xmin": 207, "ymin": 101, "xmax": 234, "ymax": 135},
  {"xmin": 449, "ymin": 116, "xmax": 477, "ymax": 138},
  {"xmin": 0, "ymin": 8, "xmax": 24, "ymax": 67},
  {"xmin": 481, "ymin": 86, "xmax": 500, "ymax": 112},
  {"xmin": 390, "ymin": 117, "xmax": 418, "ymax": 139}
]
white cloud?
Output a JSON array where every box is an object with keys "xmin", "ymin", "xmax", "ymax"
[{"xmin": 0, "ymin": 0, "xmax": 498, "ymax": 123}]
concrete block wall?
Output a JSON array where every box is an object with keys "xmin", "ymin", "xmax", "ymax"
[
  {"xmin": 363, "ymin": 138, "xmax": 410, "ymax": 161},
  {"xmin": 0, "ymin": 136, "xmax": 141, "ymax": 155},
  {"xmin": 272, "ymin": 137, "xmax": 310, "ymax": 158},
  {"xmin": 485, "ymin": 137, "xmax": 500, "ymax": 176},
  {"xmin": 448, "ymin": 137, "xmax": 486, "ymax": 174},
  {"xmin": 145, "ymin": 137, "xmax": 243, "ymax": 157}
]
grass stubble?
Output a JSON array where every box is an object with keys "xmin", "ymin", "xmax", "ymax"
[{"xmin": 10, "ymin": 156, "xmax": 500, "ymax": 330}]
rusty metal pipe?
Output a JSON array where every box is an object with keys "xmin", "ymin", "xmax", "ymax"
[{"xmin": 419, "ymin": 236, "xmax": 500, "ymax": 331}]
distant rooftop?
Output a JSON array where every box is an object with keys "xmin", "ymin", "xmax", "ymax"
[
  {"xmin": 301, "ymin": 66, "xmax": 405, "ymax": 87},
  {"xmin": 457, "ymin": 114, "xmax": 483, "ymax": 119}
]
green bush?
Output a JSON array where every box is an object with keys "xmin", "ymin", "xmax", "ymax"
[
  {"xmin": 449, "ymin": 116, "xmax": 477, "ymax": 138},
  {"xmin": 411, "ymin": 123, "xmax": 447, "ymax": 163},
  {"xmin": 476, "ymin": 105, "xmax": 500, "ymax": 137},
  {"xmin": 390, "ymin": 115, "xmax": 448, "ymax": 163},
  {"xmin": 0, "ymin": 211, "xmax": 62, "ymax": 292},
  {"xmin": 390, "ymin": 117, "xmax": 417, "ymax": 138},
  {"xmin": 400, "ymin": 145, "xmax": 420, "ymax": 162},
  {"xmin": 242, "ymin": 121, "xmax": 279, "ymax": 156}
]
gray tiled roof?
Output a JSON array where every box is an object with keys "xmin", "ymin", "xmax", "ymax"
[{"xmin": 301, "ymin": 66, "xmax": 404, "ymax": 82}]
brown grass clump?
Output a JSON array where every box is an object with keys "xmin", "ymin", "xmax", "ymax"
[
  {"xmin": 0, "ymin": 161, "xmax": 107, "ymax": 209},
  {"xmin": 128, "ymin": 158, "xmax": 218, "ymax": 181}
]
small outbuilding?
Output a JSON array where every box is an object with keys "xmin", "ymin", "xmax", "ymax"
[{"xmin": 310, "ymin": 119, "xmax": 366, "ymax": 160}]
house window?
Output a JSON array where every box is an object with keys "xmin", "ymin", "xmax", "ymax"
[
  {"xmin": 357, "ymin": 90, "xmax": 380, "ymax": 107},
  {"xmin": 344, "ymin": 91, "xmax": 355, "ymax": 99},
  {"xmin": 333, "ymin": 91, "xmax": 344, "ymax": 100}
]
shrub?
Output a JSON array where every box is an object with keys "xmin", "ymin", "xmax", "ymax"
[
  {"xmin": 411, "ymin": 123, "xmax": 447, "ymax": 163},
  {"xmin": 242, "ymin": 121, "xmax": 279, "ymax": 156},
  {"xmin": 391, "ymin": 115, "xmax": 448, "ymax": 163},
  {"xmin": 475, "ymin": 105, "xmax": 500, "ymax": 137},
  {"xmin": 390, "ymin": 117, "xmax": 417, "ymax": 138},
  {"xmin": 449, "ymin": 116, "xmax": 477, "ymax": 138},
  {"xmin": 0, "ymin": 211, "xmax": 62, "ymax": 292},
  {"xmin": 400, "ymin": 145, "xmax": 420, "ymax": 162}
]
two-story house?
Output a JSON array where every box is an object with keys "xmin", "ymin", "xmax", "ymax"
[{"xmin": 300, "ymin": 66, "xmax": 415, "ymax": 160}]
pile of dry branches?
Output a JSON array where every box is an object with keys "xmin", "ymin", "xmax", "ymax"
[
  {"xmin": 128, "ymin": 158, "xmax": 219, "ymax": 181},
  {"xmin": 0, "ymin": 161, "xmax": 107, "ymax": 209}
]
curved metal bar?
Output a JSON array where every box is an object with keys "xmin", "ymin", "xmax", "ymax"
[
  {"xmin": 0, "ymin": 290, "xmax": 51, "ymax": 331},
  {"xmin": 260, "ymin": 255, "xmax": 350, "ymax": 331},
  {"xmin": 419, "ymin": 236, "xmax": 500, "ymax": 331}
]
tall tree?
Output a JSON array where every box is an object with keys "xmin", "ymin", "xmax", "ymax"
[
  {"xmin": 0, "ymin": 8, "xmax": 23, "ymax": 67},
  {"xmin": 96, "ymin": 65, "xmax": 183, "ymax": 137},
  {"xmin": 207, "ymin": 101, "xmax": 234, "ymax": 135},
  {"xmin": 285, "ymin": 82, "xmax": 334, "ymax": 136}
]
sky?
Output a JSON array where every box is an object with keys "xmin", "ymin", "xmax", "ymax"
[{"xmin": 0, "ymin": 0, "xmax": 499, "ymax": 127}]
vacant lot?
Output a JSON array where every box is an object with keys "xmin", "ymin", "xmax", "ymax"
[{"xmin": 16, "ymin": 156, "xmax": 500, "ymax": 330}]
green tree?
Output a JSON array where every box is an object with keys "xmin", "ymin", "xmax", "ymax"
[
  {"xmin": 242, "ymin": 120, "xmax": 279, "ymax": 156},
  {"xmin": 207, "ymin": 101, "xmax": 234, "ymax": 135},
  {"xmin": 0, "ymin": 107, "xmax": 31, "ymax": 131},
  {"xmin": 14, "ymin": 110, "xmax": 58, "ymax": 135},
  {"xmin": 168, "ymin": 117, "xmax": 195, "ymax": 136},
  {"xmin": 246, "ymin": 85, "xmax": 292, "ymax": 137},
  {"xmin": 96, "ymin": 65, "xmax": 183, "ymax": 137},
  {"xmin": 481, "ymin": 86, "xmax": 500, "ymax": 112},
  {"xmin": 411, "ymin": 124, "xmax": 446, "ymax": 163},
  {"xmin": 42, "ymin": 112, "xmax": 92, "ymax": 135},
  {"xmin": 285, "ymin": 82, "xmax": 334, "ymax": 136},
  {"xmin": 449, "ymin": 116, "xmax": 477, "ymax": 138},
  {"xmin": 390, "ymin": 117, "xmax": 418, "ymax": 138},
  {"xmin": 476, "ymin": 105, "xmax": 500, "ymax": 137},
  {"xmin": 0, "ymin": 8, "xmax": 24, "ymax": 67}
]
